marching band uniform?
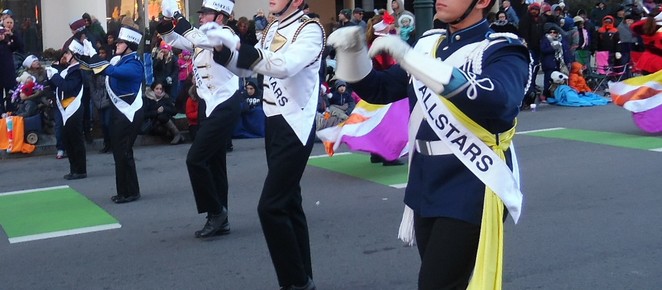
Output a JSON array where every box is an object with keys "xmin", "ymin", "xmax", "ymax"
[
  {"xmin": 158, "ymin": 0, "xmax": 241, "ymax": 238},
  {"xmin": 207, "ymin": 6, "xmax": 324, "ymax": 289},
  {"xmin": 49, "ymin": 40, "xmax": 86, "ymax": 180},
  {"xmin": 85, "ymin": 25, "xmax": 145, "ymax": 203},
  {"xmin": 328, "ymin": 15, "xmax": 531, "ymax": 290}
]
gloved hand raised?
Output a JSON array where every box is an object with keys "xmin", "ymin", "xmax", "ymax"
[
  {"xmin": 615, "ymin": 52, "xmax": 622, "ymax": 60},
  {"xmin": 326, "ymin": 26, "xmax": 372, "ymax": 82},
  {"xmin": 370, "ymin": 35, "xmax": 456, "ymax": 95},
  {"xmin": 368, "ymin": 35, "xmax": 411, "ymax": 62},
  {"xmin": 161, "ymin": 0, "xmax": 180, "ymax": 18},
  {"xmin": 82, "ymin": 39, "xmax": 97, "ymax": 57},
  {"xmin": 200, "ymin": 22, "xmax": 239, "ymax": 50},
  {"xmin": 46, "ymin": 67, "xmax": 58, "ymax": 80}
]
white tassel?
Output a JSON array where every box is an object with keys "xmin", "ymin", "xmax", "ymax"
[{"xmin": 397, "ymin": 205, "xmax": 416, "ymax": 246}]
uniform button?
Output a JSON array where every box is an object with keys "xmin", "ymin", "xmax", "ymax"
[
  {"xmin": 443, "ymin": 46, "xmax": 448, "ymax": 50},
  {"xmin": 455, "ymin": 35, "xmax": 461, "ymax": 41}
]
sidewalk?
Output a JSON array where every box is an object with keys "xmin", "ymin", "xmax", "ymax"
[{"xmin": 1, "ymin": 114, "xmax": 191, "ymax": 160}]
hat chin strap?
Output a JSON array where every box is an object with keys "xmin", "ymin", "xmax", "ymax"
[
  {"xmin": 273, "ymin": 0, "xmax": 293, "ymax": 16},
  {"xmin": 449, "ymin": 0, "xmax": 481, "ymax": 25}
]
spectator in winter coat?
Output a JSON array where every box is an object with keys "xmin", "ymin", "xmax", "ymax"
[
  {"xmin": 491, "ymin": 11, "xmax": 519, "ymax": 35},
  {"xmin": 153, "ymin": 43, "xmax": 179, "ymax": 99},
  {"xmin": 574, "ymin": 16, "xmax": 592, "ymax": 66},
  {"xmin": 254, "ymin": 9, "xmax": 268, "ymax": 32},
  {"xmin": 569, "ymin": 61, "xmax": 593, "ymax": 93},
  {"xmin": 0, "ymin": 16, "xmax": 24, "ymax": 114},
  {"xmin": 592, "ymin": 15, "xmax": 622, "ymax": 73},
  {"xmin": 143, "ymin": 81, "xmax": 183, "ymax": 144},
  {"xmin": 541, "ymin": 24, "xmax": 573, "ymax": 100},
  {"xmin": 502, "ymin": 0, "xmax": 520, "ymax": 27},
  {"xmin": 328, "ymin": 80, "xmax": 355, "ymax": 119}
]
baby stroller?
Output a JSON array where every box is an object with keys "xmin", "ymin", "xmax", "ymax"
[{"xmin": 585, "ymin": 52, "xmax": 629, "ymax": 96}]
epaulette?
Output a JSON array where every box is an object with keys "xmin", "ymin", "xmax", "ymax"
[
  {"xmin": 420, "ymin": 29, "xmax": 447, "ymax": 38},
  {"xmin": 486, "ymin": 32, "xmax": 524, "ymax": 45}
]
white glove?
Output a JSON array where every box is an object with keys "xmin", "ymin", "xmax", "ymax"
[
  {"xmin": 161, "ymin": 0, "xmax": 179, "ymax": 18},
  {"xmin": 326, "ymin": 27, "xmax": 372, "ymax": 82},
  {"xmin": 615, "ymin": 52, "xmax": 622, "ymax": 60},
  {"xmin": 368, "ymin": 35, "xmax": 411, "ymax": 62},
  {"xmin": 371, "ymin": 35, "xmax": 454, "ymax": 95},
  {"xmin": 166, "ymin": 76, "xmax": 173, "ymax": 84},
  {"xmin": 200, "ymin": 22, "xmax": 239, "ymax": 50},
  {"xmin": 82, "ymin": 39, "xmax": 97, "ymax": 57},
  {"xmin": 46, "ymin": 67, "xmax": 58, "ymax": 80}
]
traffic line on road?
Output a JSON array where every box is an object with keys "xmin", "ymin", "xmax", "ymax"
[
  {"xmin": 519, "ymin": 128, "xmax": 662, "ymax": 151},
  {"xmin": 308, "ymin": 153, "xmax": 408, "ymax": 188},
  {"xmin": 0, "ymin": 186, "xmax": 121, "ymax": 244}
]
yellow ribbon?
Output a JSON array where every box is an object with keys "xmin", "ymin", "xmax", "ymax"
[{"xmin": 431, "ymin": 36, "xmax": 516, "ymax": 289}]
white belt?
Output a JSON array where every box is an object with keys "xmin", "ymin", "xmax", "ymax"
[{"xmin": 415, "ymin": 139, "xmax": 452, "ymax": 156}]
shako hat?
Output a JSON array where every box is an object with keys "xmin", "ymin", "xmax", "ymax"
[{"xmin": 196, "ymin": 0, "xmax": 234, "ymax": 16}]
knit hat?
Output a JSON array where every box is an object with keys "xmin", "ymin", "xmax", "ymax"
[
  {"xmin": 529, "ymin": 3, "xmax": 541, "ymax": 11},
  {"xmin": 22, "ymin": 55, "xmax": 39, "ymax": 69},
  {"xmin": 541, "ymin": 3, "xmax": 552, "ymax": 13}
]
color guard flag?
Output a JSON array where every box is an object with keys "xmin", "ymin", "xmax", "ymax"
[
  {"xmin": 316, "ymin": 99, "xmax": 409, "ymax": 160},
  {"xmin": 609, "ymin": 70, "xmax": 662, "ymax": 133}
]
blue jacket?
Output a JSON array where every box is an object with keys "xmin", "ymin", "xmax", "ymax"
[
  {"xmin": 103, "ymin": 52, "xmax": 144, "ymax": 104},
  {"xmin": 49, "ymin": 63, "xmax": 83, "ymax": 100},
  {"xmin": 351, "ymin": 20, "xmax": 531, "ymax": 224}
]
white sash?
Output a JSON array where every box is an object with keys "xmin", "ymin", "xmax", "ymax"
[
  {"xmin": 410, "ymin": 34, "xmax": 522, "ymax": 223},
  {"xmin": 105, "ymin": 76, "xmax": 142, "ymax": 122},
  {"xmin": 412, "ymin": 81, "xmax": 522, "ymax": 223},
  {"xmin": 55, "ymin": 65, "xmax": 83, "ymax": 126}
]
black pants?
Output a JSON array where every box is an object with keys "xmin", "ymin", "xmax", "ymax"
[
  {"xmin": 62, "ymin": 105, "xmax": 86, "ymax": 175},
  {"xmin": 258, "ymin": 115, "xmax": 315, "ymax": 287},
  {"xmin": 186, "ymin": 95, "xmax": 240, "ymax": 214},
  {"xmin": 111, "ymin": 106, "xmax": 143, "ymax": 197},
  {"xmin": 414, "ymin": 216, "xmax": 481, "ymax": 290}
]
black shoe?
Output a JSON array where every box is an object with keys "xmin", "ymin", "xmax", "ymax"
[
  {"xmin": 195, "ymin": 209, "xmax": 230, "ymax": 238},
  {"xmin": 63, "ymin": 173, "xmax": 87, "ymax": 180},
  {"xmin": 382, "ymin": 159, "xmax": 404, "ymax": 166},
  {"xmin": 111, "ymin": 194, "xmax": 141, "ymax": 204},
  {"xmin": 370, "ymin": 154, "xmax": 383, "ymax": 163}
]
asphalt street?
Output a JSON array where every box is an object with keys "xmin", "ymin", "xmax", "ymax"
[{"xmin": 1, "ymin": 102, "xmax": 661, "ymax": 289}]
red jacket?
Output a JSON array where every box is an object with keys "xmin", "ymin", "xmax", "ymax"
[
  {"xmin": 631, "ymin": 19, "xmax": 662, "ymax": 74},
  {"xmin": 185, "ymin": 97, "xmax": 198, "ymax": 126}
]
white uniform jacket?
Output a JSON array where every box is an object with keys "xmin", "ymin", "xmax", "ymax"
[
  {"xmin": 161, "ymin": 19, "xmax": 239, "ymax": 117},
  {"xmin": 214, "ymin": 10, "xmax": 325, "ymax": 145}
]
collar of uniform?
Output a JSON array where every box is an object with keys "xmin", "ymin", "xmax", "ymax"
[
  {"xmin": 119, "ymin": 51, "xmax": 138, "ymax": 62},
  {"xmin": 278, "ymin": 9, "xmax": 304, "ymax": 30},
  {"xmin": 447, "ymin": 19, "xmax": 489, "ymax": 44}
]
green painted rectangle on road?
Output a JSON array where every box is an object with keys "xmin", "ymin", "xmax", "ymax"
[
  {"xmin": 521, "ymin": 128, "xmax": 662, "ymax": 150},
  {"xmin": 0, "ymin": 186, "xmax": 120, "ymax": 243},
  {"xmin": 308, "ymin": 153, "xmax": 408, "ymax": 187}
]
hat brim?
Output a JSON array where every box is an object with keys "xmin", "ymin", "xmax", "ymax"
[{"xmin": 196, "ymin": 7, "xmax": 218, "ymax": 14}]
